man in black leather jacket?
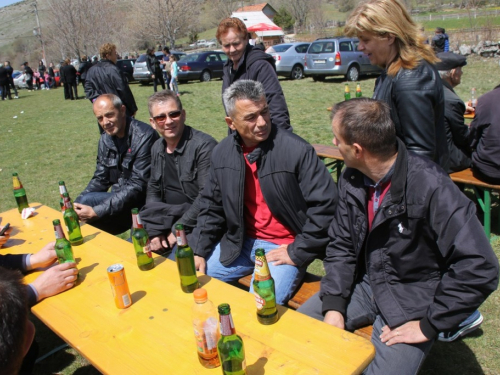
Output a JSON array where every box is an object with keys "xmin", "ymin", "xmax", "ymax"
[
  {"xmin": 74, "ymin": 94, "xmax": 158, "ymax": 235},
  {"xmin": 85, "ymin": 43, "xmax": 138, "ymax": 120},
  {"xmin": 190, "ymin": 80, "xmax": 337, "ymax": 304},
  {"xmin": 299, "ymin": 99, "xmax": 498, "ymax": 375},
  {"xmin": 139, "ymin": 91, "xmax": 217, "ymax": 251}
]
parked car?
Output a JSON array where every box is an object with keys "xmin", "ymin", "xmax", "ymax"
[
  {"xmin": 304, "ymin": 37, "xmax": 382, "ymax": 81},
  {"xmin": 266, "ymin": 42, "xmax": 310, "ymax": 80},
  {"xmin": 14, "ymin": 69, "xmax": 61, "ymax": 89},
  {"xmin": 189, "ymin": 39, "xmax": 207, "ymax": 48},
  {"xmin": 116, "ymin": 58, "xmax": 136, "ymax": 82},
  {"xmin": 133, "ymin": 51, "xmax": 186, "ymax": 84},
  {"xmin": 177, "ymin": 51, "xmax": 227, "ymax": 83}
]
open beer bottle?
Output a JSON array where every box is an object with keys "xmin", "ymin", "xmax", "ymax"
[
  {"xmin": 58, "ymin": 181, "xmax": 71, "ymax": 212},
  {"xmin": 12, "ymin": 173, "xmax": 29, "ymax": 213},
  {"xmin": 217, "ymin": 304, "xmax": 247, "ymax": 375},
  {"xmin": 356, "ymin": 82, "xmax": 362, "ymax": 98},
  {"xmin": 53, "ymin": 219, "xmax": 78, "ymax": 277},
  {"xmin": 253, "ymin": 248, "xmax": 279, "ymax": 325},
  {"xmin": 344, "ymin": 83, "xmax": 351, "ymax": 101},
  {"xmin": 175, "ymin": 223, "xmax": 199, "ymax": 292},
  {"xmin": 131, "ymin": 208, "xmax": 154, "ymax": 271},
  {"xmin": 192, "ymin": 288, "xmax": 220, "ymax": 369},
  {"xmin": 62, "ymin": 193, "xmax": 83, "ymax": 246}
]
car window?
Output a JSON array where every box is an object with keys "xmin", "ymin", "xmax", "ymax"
[
  {"xmin": 295, "ymin": 44, "xmax": 310, "ymax": 53},
  {"xmin": 206, "ymin": 54, "xmax": 219, "ymax": 62},
  {"xmin": 219, "ymin": 54, "xmax": 228, "ymax": 62},
  {"xmin": 136, "ymin": 54, "xmax": 147, "ymax": 63},
  {"xmin": 353, "ymin": 41, "xmax": 360, "ymax": 51},
  {"xmin": 180, "ymin": 54, "xmax": 200, "ymax": 62},
  {"xmin": 310, "ymin": 42, "xmax": 336, "ymax": 53},
  {"xmin": 339, "ymin": 41, "xmax": 353, "ymax": 52},
  {"xmin": 272, "ymin": 45, "xmax": 291, "ymax": 53}
]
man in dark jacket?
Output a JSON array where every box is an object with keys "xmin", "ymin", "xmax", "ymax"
[
  {"xmin": 146, "ymin": 48, "xmax": 165, "ymax": 92},
  {"xmin": 78, "ymin": 55, "xmax": 92, "ymax": 88},
  {"xmin": 61, "ymin": 58, "xmax": 78, "ymax": 100},
  {"xmin": 3, "ymin": 61, "xmax": 18, "ymax": 99},
  {"xmin": 469, "ymin": 84, "xmax": 500, "ymax": 184},
  {"xmin": 22, "ymin": 62, "xmax": 34, "ymax": 91},
  {"xmin": 0, "ymin": 64, "xmax": 11, "ymax": 100},
  {"xmin": 431, "ymin": 27, "xmax": 447, "ymax": 53},
  {"xmin": 217, "ymin": 17, "xmax": 291, "ymax": 132},
  {"xmin": 436, "ymin": 52, "xmax": 471, "ymax": 173},
  {"xmin": 299, "ymin": 98, "xmax": 498, "ymax": 375},
  {"xmin": 139, "ymin": 90, "xmax": 217, "ymax": 251},
  {"xmin": 85, "ymin": 43, "xmax": 138, "ymax": 131},
  {"xmin": 190, "ymin": 80, "xmax": 338, "ymax": 304},
  {"xmin": 74, "ymin": 94, "xmax": 159, "ymax": 235}
]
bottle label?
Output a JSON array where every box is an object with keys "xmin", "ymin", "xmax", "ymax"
[
  {"xmin": 143, "ymin": 240, "xmax": 152, "ymax": 258},
  {"xmin": 64, "ymin": 199, "xmax": 73, "ymax": 209},
  {"xmin": 254, "ymin": 292, "xmax": 265, "ymax": 310},
  {"xmin": 59, "ymin": 185, "xmax": 67, "ymax": 195},
  {"xmin": 176, "ymin": 230, "xmax": 188, "ymax": 246},
  {"xmin": 13, "ymin": 177, "xmax": 23, "ymax": 189},
  {"xmin": 194, "ymin": 317, "xmax": 219, "ymax": 354},
  {"xmin": 219, "ymin": 314, "xmax": 236, "ymax": 336},
  {"xmin": 54, "ymin": 225, "xmax": 65, "ymax": 240},
  {"xmin": 254, "ymin": 255, "xmax": 271, "ymax": 281},
  {"xmin": 132, "ymin": 214, "xmax": 143, "ymax": 229}
]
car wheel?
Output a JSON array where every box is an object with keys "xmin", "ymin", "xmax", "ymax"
[
  {"xmin": 200, "ymin": 70, "xmax": 211, "ymax": 82},
  {"xmin": 290, "ymin": 65, "xmax": 304, "ymax": 80},
  {"xmin": 346, "ymin": 65, "xmax": 360, "ymax": 81},
  {"xmin": 312, "ymin": 75, "xmax": 325, "ymax": 82}
]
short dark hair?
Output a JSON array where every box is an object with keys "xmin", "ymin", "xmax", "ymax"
[
  {"xmin": 148, "ymin": 90, "xmax": 183, "ymax": 116},
  {"xmin": 163, "ymin": 47, "xmax": 170, "ymax": 54},
  {"xmin": 331, "ymin": 98, "xmax": 396, "ymax": 157},
  {"xmin": 0, "ymin": 267, "xmax": 29, "ymax": 375}
]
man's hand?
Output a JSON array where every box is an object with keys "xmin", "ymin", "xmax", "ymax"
[
  {"xmin": 151, "ymin": 74, "xmax": 155, "ymax": 79},
  {"xmin": 380, "ymin": 321, "xmax": 430, "ymax": 346},
  {"xmin": 265, "ymin": 245, "xmax": 296, "ymax": 266},
  {"xmin": 324, "ymin": 310, "xmax": 345, "ymax": 330},
  {"xmin": 194, "ymin": 255, "xmax": 206, "ymax": 274},
  {"xmin": 0, "ymin": 225, "xmax": 13, "ymax": 247},
  {"xmin": 73, "ymin": 203, "xmax": 97, "ymax": 222},
  {"xmin": 31, "ymin": 262, "xmax": 78, "ymax": 301},
  {"xmin": 150, "ymin": 235, "xmax": 168, "ymax": 252},
  {"xmin": 167, "ymin": 233, "xmax": 177, "ymax": 249},
  {"xmin": 29, "ymin": 242, "xmax": 58, "ymax": 269}
]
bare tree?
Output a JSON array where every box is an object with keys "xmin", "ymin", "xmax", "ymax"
[
  {"xmin": 287, "ymin": 0, "xmax": 313, "ymax": 33},
  {"xmin": 205, "ymin": 0, "xmax": 241, "ymax": 26},
  {"xmin": 131, "ymin": 0, "xmax": 199, "ymax": 49}
]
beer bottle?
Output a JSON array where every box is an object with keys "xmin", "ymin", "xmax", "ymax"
[
  {"xmin": 58, "ymin": 181, "xmax": 71, "ymax": 212},
  {"xmin": 192, "ymin": 288, "xmax": 221, "ymax": 369},
  {"xmin": 217, "ymin": 304, "xmax": 247, "ymax": 375},
  {"xmin": 131, "ymin": 208, "xmax": 154, "ymax": 271},
  {"xmin": 344, "ymin": 83, "xmax": 351, "ymax": 101},
  {"xmin": 12, "ymin": 173, "xmax": 29, "ymax": 213},
  {"xmin": 253, "ymin": 248, "xmax": 279, "ymax": 325},
  {"xmin": 356, "ymin": 82, "xmax": 362, "ymax": 98},
  {"xmin": 53, "ymin": 219, "xmax": 78, "ymax": 275},
  {"xmin": 175, "ymin": 223, "xmax": 199, "ymax": 293},
  {"xmin": 62, "ymin": 193, "xmax": 83, "ymax": 246}
]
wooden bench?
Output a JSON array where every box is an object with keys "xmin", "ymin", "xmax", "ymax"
[
  {"xmin": 312, "ymin": 144, "xmax": 344, "ymax": 180},
  {"xmin": 238, "ymin": 273, "xmax": 373, "ymax": 340},
  {"xmin": 450, "ymin": 168, "xmax": 500, "ymax": 239}
]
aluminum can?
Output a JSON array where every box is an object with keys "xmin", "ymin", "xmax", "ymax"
[{"xmin": 107, "ymin": 263, "xmax": 132, "ymax": 309}]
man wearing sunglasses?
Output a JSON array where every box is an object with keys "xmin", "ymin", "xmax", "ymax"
[
  {"xmin": 139, "ymin": 90, "xmax": 218, "ymax": 252},
  {"xmin": 74, "ymin": 94, "xmax": 159, "ymax": 235},
  {"xmin": 189, "ymin": 80, "xmax": 338, "ymax": 305}
]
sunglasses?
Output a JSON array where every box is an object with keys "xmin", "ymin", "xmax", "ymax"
[{"xmin": 153, "ymin": 110, "xmax": 182, "ymax": 124}]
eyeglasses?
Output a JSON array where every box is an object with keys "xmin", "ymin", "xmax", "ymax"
[{"xmin": 152, "ymin": 110, "xmax": 182, "ymax": 124}]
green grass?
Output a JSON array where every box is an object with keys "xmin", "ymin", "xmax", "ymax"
[{"xmin": 1, "ymin": 55, "xmax": 499, "ymax": 374}]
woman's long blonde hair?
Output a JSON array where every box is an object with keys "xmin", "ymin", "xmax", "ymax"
[{"xmin": 345, "ymin": 0, "xmax": 437, "ymax": 76}]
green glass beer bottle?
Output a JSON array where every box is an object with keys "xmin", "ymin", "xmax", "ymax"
[
  {"xmin": 62, "ymin": 193, "xmax": 83, "ymax": 246},
  {"xmin": 344, "ymin": 83, "xmax": 351, "ymax": 101},
  {"xmin": 131, "ymin": 208, "xmax": 154, "ymax": 271},
  {"xmin": 217, "ymin": 304, "xmax": 247, "ymax": 375},
  {"xmin": 59, "ymin": 181, "xmax": 71, "ymax": 212},
  {"xmin": 356, "ymin": 82, "xmax": 362, "ymax": 98},
  {"xmin": 175, "ymin": 223, "xmax": 199, "ymax": 293},
  {"xmin": 253, "ymin": 248, "xmax": 279, "ymax": 325},
  {"xmin": 53, "ymin": 219, "xmax": 78, "ymax": 277},
  {"xmin": 12, "ymin": 173, "xmax": 29, "ymax": 213}
]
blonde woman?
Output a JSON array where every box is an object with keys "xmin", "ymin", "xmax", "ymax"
[{"xmin": 345, "ymin": 0, "xmax": 449, "ymax": 171}]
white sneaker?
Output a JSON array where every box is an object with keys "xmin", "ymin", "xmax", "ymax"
[{"xmin": 14, "ymin": 96, "xmax": 19, "ymax": 99}]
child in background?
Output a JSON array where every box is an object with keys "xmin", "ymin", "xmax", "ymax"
[
  {"xmin": 169, "ymin": 55, "xmax": 180, "ymax": 96},
  {"xmin": 44, "ymin": 72, "xmax": 53, "ymax": 89}
]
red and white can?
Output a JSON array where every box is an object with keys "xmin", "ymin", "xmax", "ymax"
[{"xmin": 107, "ymin": 263, "xmax": 132, "ymax": 309}]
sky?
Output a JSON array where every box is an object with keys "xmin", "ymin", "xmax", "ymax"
[{"xmin": 0, "ymin": 0, "xmax": 23, "ymax": 9}]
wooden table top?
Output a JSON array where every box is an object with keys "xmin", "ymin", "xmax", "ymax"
[
  {"xmin": 1, "ymin": 204, "xmax": 374, "ymax": 375},
  {"xmin": 312, "ymin": 144, "xmax": 344, "ymax": 161}
]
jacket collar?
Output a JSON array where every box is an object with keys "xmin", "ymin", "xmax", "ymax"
[
  {"xmin": 232, "ymin": 125, "xmax": 278, "ymax": 164},
  {"xmin": 441, "ymin": 79, "xmax": 456, "ymax": 93},
  {"xmin": 160, "ymin": 125, "xmax": 192, "ymax": 155},
  {"xmin": 102, "ymin": 116, "xmax": 132, "ymax": 150}
]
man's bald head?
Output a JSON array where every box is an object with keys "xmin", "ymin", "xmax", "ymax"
[{"xmin": 93, "ymin": 94, "xmax": 127, "ymax": 138}]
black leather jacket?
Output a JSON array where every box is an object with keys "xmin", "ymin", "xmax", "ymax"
[
  {"xmin": 374, "ymin": 60, "xmax": 449, "ymax": 171},
  {"xmin": 321, "ymin": 139, "xmax": 498, "ymax": 338},
  {"xmin": 76, "ymin": 117, "xmax": 159, "ymax": 219},
  {"xmin": 146, "ymin": 125, "xmax": 218, "ymax": 228},
  {"xmin": 84, "ymin": 59, "xmax": 138, "ymax": 117},
  {"xmin": 190, "ymin": 126, "xmax": 338, "ymax": 267}
]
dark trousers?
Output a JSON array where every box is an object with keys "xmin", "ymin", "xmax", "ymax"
[
  {"xmin": 9, "ymin": 79, "xmax": 18, "ymax": 96},
  {"xmin": 153, "ymin": 72, "xmax": 165, "ymax": 92},
  {"xmin": 64, "ymin": 82, "xmax": 78, "ymax": 99},
  {"xmin": 1, "ymin": 84, "xmax": 11, "ymax": 99},
  {"xmin": 26, "ymin": 77, "xmax": 33, "ymax": 91}
]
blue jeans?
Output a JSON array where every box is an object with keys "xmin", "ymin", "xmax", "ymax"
[
  {"xmin": 298, "ymin": 275, "xmax": 434, "ymax": 375},
  {"xmin": 203, "ymin": 237, "xmax": 306, "ymax": 305},
  {"xmin": 75, "ymin": 192, "xmax": 131, "ymax": 235}
]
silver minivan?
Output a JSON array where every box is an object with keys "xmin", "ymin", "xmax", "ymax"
[{"xmin": 304, "ymin": 37, "xmax": 381, "ymax": 81}]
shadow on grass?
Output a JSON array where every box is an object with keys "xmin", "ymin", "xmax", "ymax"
[
  {"xmin": 420, "ymin": 331, "xmax": 485, "ymax": 374},
  {"xmin": 73, "ymin": 365, "xmax": 102, "ymax": 375}
]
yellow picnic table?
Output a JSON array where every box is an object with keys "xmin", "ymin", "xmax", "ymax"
[{"xmin": 1, "ymin": 204, "xmax": 375, "ymax": 374}]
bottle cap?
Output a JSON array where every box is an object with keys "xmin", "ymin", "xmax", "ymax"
[{"xmin": 193, "ymin": 288, "xmax": 207, "ymax": 303}]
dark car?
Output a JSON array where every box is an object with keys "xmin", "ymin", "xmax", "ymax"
[
  {"xmin": 116, "ymin": 59, "xmax": 136, "ymax": 82},
  {"xmin": 133, "ymin": 51, "xmax": 186, "ymax": 84},
  {"xmin": 177, "ymin": 51, "xmax": 227, "ymax": 83}
]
